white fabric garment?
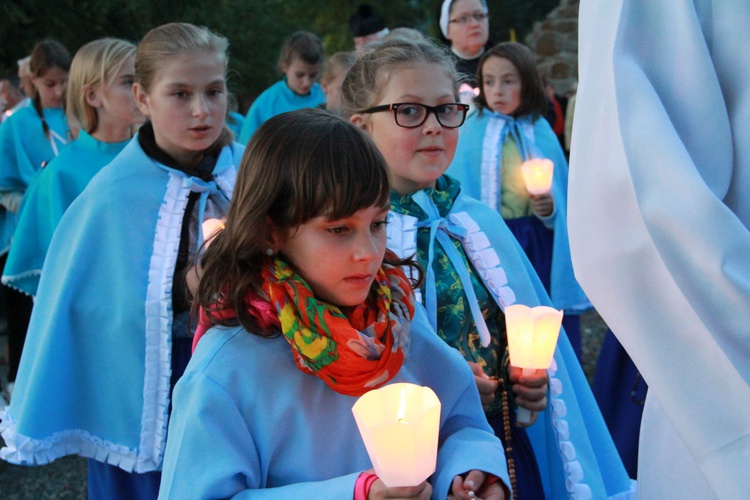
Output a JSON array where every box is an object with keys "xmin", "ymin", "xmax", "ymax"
[{"xmin": 569, "ymin": 1, "xmax": 750, "ymax": 498}]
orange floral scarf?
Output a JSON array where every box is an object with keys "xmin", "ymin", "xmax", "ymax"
[
  {"xmin": 193, "ymin": 255, "xmax": 416, "ymax": 397},
  {"xmin": 263, "ymin": 255, "xmax": 414, "ymax": 396}
]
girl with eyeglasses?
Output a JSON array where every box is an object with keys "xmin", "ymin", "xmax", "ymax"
[
  {"xmin": 449, "ymin": 42, "xmax": 591, "ymax": 362},
  {"xmin": 345, "ymin": 38, "xmax": 635, "ymax": 499}
]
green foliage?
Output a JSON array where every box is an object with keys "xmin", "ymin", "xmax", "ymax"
[{"xmin": 0, "ymin": 0, "xmax": 559, "ymax": 107}]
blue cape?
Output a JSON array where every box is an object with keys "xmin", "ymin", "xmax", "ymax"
[
  {"xmin": 0, "ymin": 137, "xmax": 243, "ymax": 473},
  {"xmin": 238, "ymin": 79, "xmax": 325, "ymax": 144},
  {"xmin": 448, "ymin": 110, "xmax": 590, "ymax": 313},
  {"xmin": 0, "ymin": 106, "xmax": 69, "ymax": 253},
  {"xmin": 2, "ymin": 130, "xmax": 131, "ymax": 296},
  {"xmin": 388, "ymin": 188, "xmax": 636, "ymax": 499}
]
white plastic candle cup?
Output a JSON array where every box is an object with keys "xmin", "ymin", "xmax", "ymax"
[
  {"xmin": 504, "ymin": 304, "xmax": 563, "ymax": 424},
  {"xmin": 521, "ymin": 158, "xmax": 554, "ymax": 195},
  {"xmin": 352, "ymin": 383, "xmax": 441, "ymax": 487}
]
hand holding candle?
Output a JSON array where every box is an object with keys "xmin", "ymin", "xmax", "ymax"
[
  {"xmin": 504, "ymin": 304, "xmax": 563, "ymax": 424},
  {"xmin": 352, "ymin": 383, "xmax": 441, "ymax": 488}
]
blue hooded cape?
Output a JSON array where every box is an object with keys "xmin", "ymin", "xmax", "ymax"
[{"xmin": 0, "ymin": 136, "xmax": 243, "ymax": 473}]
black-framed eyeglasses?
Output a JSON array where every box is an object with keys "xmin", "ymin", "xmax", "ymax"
[
  {"xmin": 449, "ymin": 12, "xmax": 489, "ymax": 25},
  {"xmin": 360, "ymin": 102, "xmax": 469, "ymax": 129}
]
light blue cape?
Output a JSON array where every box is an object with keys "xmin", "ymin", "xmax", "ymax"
[
  {"xmin": 388, "ymin": 188, "xmax": 636, "ymax": 499},
  {"xmin": 0, "ymin": 106, "xmax": 68, "ymax": 254},
  {"xmin": 0, "ymin": 137, "xmax": 243, "ymax": 473},
  {"xmin": 238, "ymin": 79, "xmax": 325, "ymax": 144},
  {"xmin": 2, "ymin": 129, "xmax": 131, "ymax": 296}
]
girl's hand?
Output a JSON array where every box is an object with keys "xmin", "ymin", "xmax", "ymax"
[
  {"xmin": 468, "ymin": 362, "xmax": 499, "ymax": 410},
  {"xmin": 367, "ymin": 478, "xmax": 432, "ymax": 499},
  {"xmin": 529, "ymin": 193, "xmax": 554, "ymax": 217},
  {"xmin": 508, "ymin": 367, "xmax": 548, "ymax": 427},
  {"xmin": 448, "ymin": 470, "xmax": 506, "ymax": 500},
  {"xmin": 185, "ymin": 263, "xmax": 203, "ymax": 296}
]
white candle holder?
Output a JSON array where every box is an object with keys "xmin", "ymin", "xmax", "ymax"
[
  {"xmin": 521, "ymin": 158, "xmax": 554, "ymax": 195},
  {"xmin": 505, "ymin": 304, "xmax": 563, "ymax": 424},
  {"xmin": 352, "ymin": 383, "xmax": 441, "ymax": 487}
]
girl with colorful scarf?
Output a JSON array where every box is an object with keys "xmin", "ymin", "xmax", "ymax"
[
  {"xmin": 161, "ymin": 108, "xmax": 509, "ymax": 499},
  {"xmin": 344, "ymin": 37, "xmax": 635, "ymax": 499}
]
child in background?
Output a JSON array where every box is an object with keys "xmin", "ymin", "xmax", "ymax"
[
  {"xmin": 448, "ymin": 42, "xmax": 590, "ymax": 359},
  {"xmin": 0, "ymin": 38, "xmax": 71, "ymax": 402},
  {"xmin": 2, "ymin": 37, "xmax": 144, "ymax": 297},
  {"xmin": 319, "ymin": 51, "xmax": 355, "ymax": 115},
  {"xmin": 238, "ymin": 31, "xmax": 326, "ymax": 143},
  {"xmin": 344, "ymin": 38, "xmax": 635, "ymax": 499},
  {"xmin": 0, "ymin": 23, "xmax": 243, "ymax": 500},
  {"xmin": 160, "ymin": 108, "xmax": 509, "ymax": 500}
]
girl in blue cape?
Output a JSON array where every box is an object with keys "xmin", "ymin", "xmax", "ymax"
[
  {"xmin": 344, "ymin": 37, "xmax": 635, "ymax": 499},
  {"xmin": 0, "ymin": 38, "xmax": 71, "ymax": 404},
  {"xmin": 0, "ymin": 23, "xmax": 244, "ymax": 500},
  {"xmin": 447, "ymin": 42, "xmax": 590, "ymax": 359},
  {"xmin": 2, "ymin": 37, "xmax": 145, "ymax": 297},
  {"xmin": 238, "ymin": 31, "xmax": 326, "ymax": 143},
  {"xmin": 161, "ymin": 108, "xmax": 509, "ymax": 500}
]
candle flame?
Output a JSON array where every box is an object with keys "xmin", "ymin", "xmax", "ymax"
[{"xmin": 396, "ymin": 387, "xmax": 408, "ymax": 424}]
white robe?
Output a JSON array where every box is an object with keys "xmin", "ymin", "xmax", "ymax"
[{"xmin": 569, "ymin": 1, "xmax": 750, "ymax": 498}]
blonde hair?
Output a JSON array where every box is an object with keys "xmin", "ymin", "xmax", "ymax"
[
  {"xmin": 135, "ymin": 22, "xmax": 229, "ymax": 93},
  {"xmin": 66, "ymin": 38, "xmax": 136, "ymax": 134},
  {"xmin": 340, "ymin": 37, "xmax": 458, "ymax": 118},
  {"xmin": 320, "ymin": 51, "xmax": 356, "ymax": 86}
]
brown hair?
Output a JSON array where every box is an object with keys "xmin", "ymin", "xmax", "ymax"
[
  {"xmin": 474, "ymin": 42, "xmax": 547, "ymax": 120},
  {"xmin": 340, "ymin": 37, "xmax": 458, "ymax": 118},
  {"xmin": 29, "ymin": 39, "xmax": 71, "ymax": 137},
  {"xmin": 195, "ymin": 108, "xmax": 395, "ymax": 334},
  {"xmin": 278, "ymin": 31, "xmax": 324, "ymax": 71}
]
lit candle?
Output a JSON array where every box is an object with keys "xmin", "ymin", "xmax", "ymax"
[
  {"xmin": 504, "ymin": 304, "xmax": 563, "ymax": 424},
  {"xmin": 352, "ymin": 383, "xmax": 441, "ymax": 487},
  {"xmin": 521, "ymin": 158, "xmax": 554, "ymax": 195},
  {"xmin": 201, "ymin": 218, "xmax": 225, "ymax": 248}
]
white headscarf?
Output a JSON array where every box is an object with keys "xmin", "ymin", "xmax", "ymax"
[{"xmin": 439, "ymin": 0, "xmax": 488, "ymax": 38}]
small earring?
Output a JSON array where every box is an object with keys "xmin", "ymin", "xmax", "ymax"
[{"xmin": 265, "ymin": 248, "xmax": 274, "ymax": 256}]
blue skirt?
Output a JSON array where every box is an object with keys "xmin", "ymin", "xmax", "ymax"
[{"xmin": 592, "ymin": 329, "xmax": 646, "ymax": 479}]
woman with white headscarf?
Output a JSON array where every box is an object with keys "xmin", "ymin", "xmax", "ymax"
[{"xmin": 439, "ymin": 0, "xmax": 492, "ymax": 93}]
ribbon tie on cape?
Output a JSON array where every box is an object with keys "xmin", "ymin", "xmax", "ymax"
[
  {"xmin": 185, "ymin": 175, "xmax": 228, "ymax": 248},
  {"xmin": 412, "ymin": 190, "xmax": 492, "ymax": 347}
]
